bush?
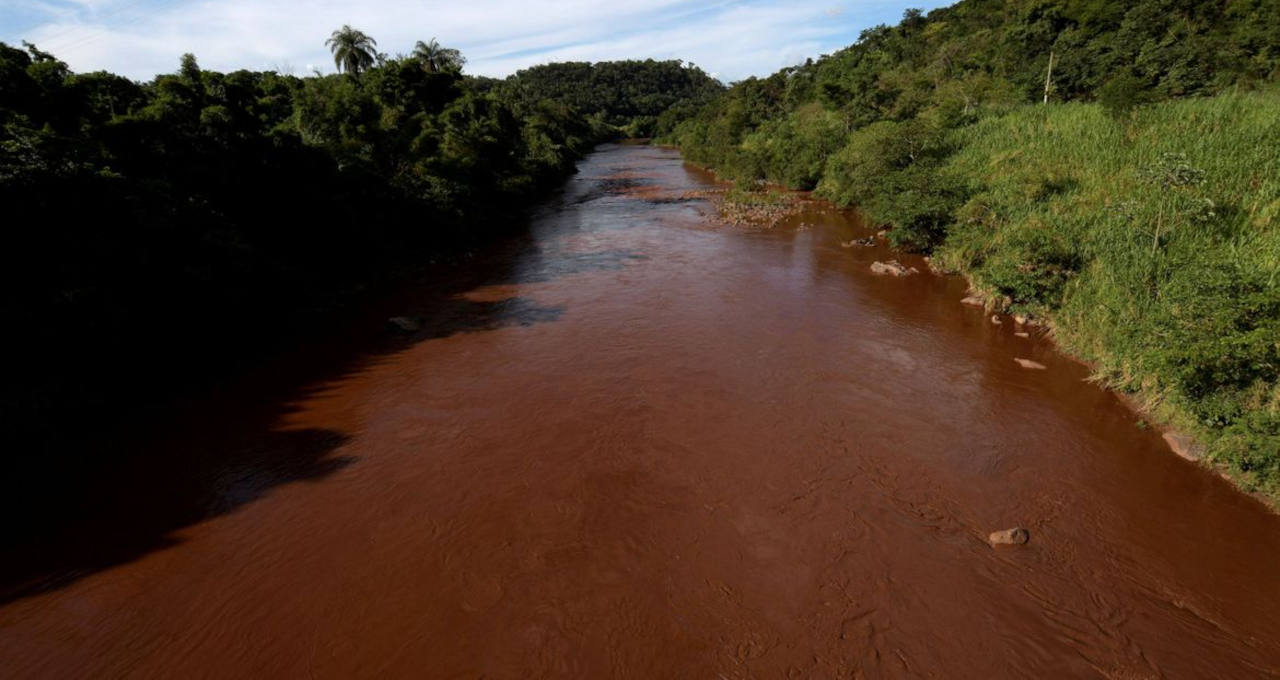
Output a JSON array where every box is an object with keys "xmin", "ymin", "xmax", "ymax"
[
  {"xmin": 1098, "ymin": 73, "xmax": 1149, "ymax": 118},
  {"xmin": 817, "ymin": 119, "xmax": 965, "ymax": 251}
]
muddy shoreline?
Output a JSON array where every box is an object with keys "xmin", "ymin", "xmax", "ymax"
[{"xmin": 680, "ymin": 155, "xmax": 1267, "ymax": 511}]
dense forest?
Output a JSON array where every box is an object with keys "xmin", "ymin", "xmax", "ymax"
[
  {"xmin": 666, "ymin": 0, "xmax": 1280, "ymax": 494},
  {"xmin": 489, "ymin": 60, "xmax": 723, "ymax": 137},
  {"xmin": 0, "ymin": 33, "xmax": 715, "ymax": 502}
]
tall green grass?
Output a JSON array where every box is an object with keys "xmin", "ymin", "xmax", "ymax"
[{"xmin": 936, "ymin": 90, "xmax": 1280, "ymax": 494}]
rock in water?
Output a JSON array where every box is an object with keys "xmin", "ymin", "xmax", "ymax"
[
  {"xmin": 991, "ymin": 315, "xmax": 1003, "ymax": 325},
  {"xmin": 961, "ymin": 295, "xmax": 985, "ymax": 307},
  {"xmin": 387, "ymin": 316, "xmax": 422, "ymax": 333},
  {"xmin": 870, "ymin": 260, "xmax": 917, "ymax": 277},
  {"xmin": 1163, "ymin": 432, "xmax": 1206, "ymax": 461},
  {"xmin": 1013, "ymin": 358, "xmax": 1047, "ymax": 370},
  {"xmin": 989, "ymin": 528, "xmax": 1030, "ymax": 546}
]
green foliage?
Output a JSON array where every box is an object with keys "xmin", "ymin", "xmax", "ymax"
[
  {"xmin": 816, "ymin": 118, "xmax": 964, "ymax": 250},
  {"xmin": 502, "ymin": 59, "xmax": 723, "ymax": 137},
  {"xmin": 938, "ymin": 93, "xmax": 1280, "ymax": 493},
  {"xmin": 326, "ymin": 25, "xmax": 378, "ymax": 76},
  {"xmin": 412, "ymin": 38, "xmax": 465, "ymax": 74},
  {"xmin": 1098, "ymin": 73, "xmax": 1148, "ymax": 118}
]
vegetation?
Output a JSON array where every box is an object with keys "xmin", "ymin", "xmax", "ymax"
[
  {"xmin": 664, "ymin": 0, "xmax": 1280, "ymax": 496},
  {"xmin": 0, "ymin": 33, "xmax": 713, "ymax": 496},
  {"xmin": 496, "ymin": 59, "xmax": 724, "ymax": 137},
  {"xmin": 941, "ymin": 94, "xmax": 1280, "ymax": 492},
  {"xmin": 326, "ymin": 25, "xmax": 379, "ymax": 76},
  {"xmin": 413, "ymin": 38, "xmax": 466, "ymax": 74}
]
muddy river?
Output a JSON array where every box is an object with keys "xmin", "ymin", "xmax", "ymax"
[{"xmin": 3, "ymin": 144, "xmax": 1280, "ymax": 678}]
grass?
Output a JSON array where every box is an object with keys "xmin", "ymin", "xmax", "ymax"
[{"xmin": 933, "ymin": 89, "xmax": 1280, "ymax": 497}]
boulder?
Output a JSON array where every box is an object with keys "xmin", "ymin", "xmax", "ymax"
[
  {"xmin": 1163, "ymin": 432, "xmax": 1205, "ymax": 461},
  {"xmin": 991, "ymin": 315, "xmax": 1003, "ymax": 325},
  {"xmin": 1013, "ymin": 358, "xmax": 1047, "ymax": 370},
  {"xmin": 870, "ymin": 260, "xmax": 918, "ymax": 277},
  {"xmin": 961, "ymin": 295, "xmax": 985, "ymax": 307},
  {"xmin": 387, "ymin": 316, "xmax": 422, "ymax": 333},
  {"xmin": 1015, "ymin": 332, "xmax": 1031, "ymax": 339},
  {"xmin": 989, "ymin": 528, "xmax": 1030, "ymax": 546}
]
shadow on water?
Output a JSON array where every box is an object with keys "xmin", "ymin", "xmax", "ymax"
[{"xmin": 0, "ymin": 172, "xmax": 655, "ymax": 605}]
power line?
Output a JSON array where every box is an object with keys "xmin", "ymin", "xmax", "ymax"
[{"xmin": 4, "ymin": 0, "xmax": 155, "ymax": 52}]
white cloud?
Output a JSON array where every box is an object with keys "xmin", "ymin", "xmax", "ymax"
[{"xmin": 2, "ymin": 0, "xmax": 951, "ymax": 82}]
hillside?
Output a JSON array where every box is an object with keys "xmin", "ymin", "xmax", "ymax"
[{"xmin": 498, "ymin": 59, "xmax": 724, "ymax": 137}]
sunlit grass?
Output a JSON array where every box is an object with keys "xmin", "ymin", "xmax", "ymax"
[{"xmin": 938, "ymin": 89, "xmax": 1280, "ymax": 495}]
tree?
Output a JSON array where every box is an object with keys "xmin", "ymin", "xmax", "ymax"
[
  {"xmin": 412, "ymin": 38, "xmax": 465, "ymax": 73},
  {"xmin": 325, "ymin": 25, "xmax": 377, "ymax": 76}
]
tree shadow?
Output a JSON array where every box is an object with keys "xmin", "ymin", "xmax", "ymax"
[
  {"xmin": 0, "ymin": 143, "xmax": 679, "ymax": 606},
  {"xmin": 0, "ymin": 236, "xmax": 637, "ymax": 606},
  {"xmin": 2, "ymin": 428, "xmax": 359, "ymax": 603}
]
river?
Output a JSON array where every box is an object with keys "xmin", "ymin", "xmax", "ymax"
[{"xmin": 3, "ymin": 143, "xmax": 1280, "ymax": 678}]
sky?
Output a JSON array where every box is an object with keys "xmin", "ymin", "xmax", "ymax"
[{"xmin": 1, "ymin": 0, "xmax": 953, "ymax": 83}]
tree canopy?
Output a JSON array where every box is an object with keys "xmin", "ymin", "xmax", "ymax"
[
  {"xmin": 326, "ymin": 25, "xmax": 378, "ymax": 76},
  {"xmin": 413, "ymin": 38, "xmax": 466, "ymax": 73}
]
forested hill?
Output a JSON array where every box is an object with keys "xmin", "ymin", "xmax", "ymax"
[
  {"xmin": 666, "ymin": 0, "xmax": 1280, "ymax": 497},
  {"xmin": 496, "ymin": 59, "xmax": 724, "ymax": 137},
  {"xmin": 0, "ymin": 37, "xmax": 713, "ymax": 499},
  {"xmin": 671, "ymin": 0, "xmax": 1280, "ymax": 194}
]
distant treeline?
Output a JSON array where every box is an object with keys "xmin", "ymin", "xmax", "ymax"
[
  {"xmin": 665, "ymin": 0, "xmax": 1280, "ymax": 495},
  {"xmin": 0, "ymin": 37, "xmax": 714, "ymax": 481},
  {"xmin": 483, "ymin": 59, "xmax": 724, "ymax": 137}
]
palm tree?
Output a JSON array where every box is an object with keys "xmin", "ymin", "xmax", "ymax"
[
  {"xmin": 326, "ymin": 25, "xmax": 377, "ymax": 76},
  {"xmin": 412, "ymin": 38, "xmax": 466, "ymax": 73}
]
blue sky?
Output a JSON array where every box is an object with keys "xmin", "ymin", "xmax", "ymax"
[{"xmin": 2, "ymin": 0, "xmax": 952, "ymax": 82}]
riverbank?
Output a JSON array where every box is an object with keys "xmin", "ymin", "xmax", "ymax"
[
  {"xmin": 669, "ymin": 89, "xmax": 1280, "ymax": 506},
  {"xmin": 930, "ymin": 92, "xmax": 1280, "ymax": 504}
]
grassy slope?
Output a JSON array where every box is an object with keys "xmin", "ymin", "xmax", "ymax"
[{"xmin": 934, "ymin": 90, "xmax": 1280, "ymax": 495}]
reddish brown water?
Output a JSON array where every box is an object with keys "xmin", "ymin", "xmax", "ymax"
[{"xmin": 4, "ymin": 144, "xmax": 1280, "ymax": 678}]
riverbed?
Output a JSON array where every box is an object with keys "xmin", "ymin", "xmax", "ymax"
[{"xmin": 3, "ymin": 143, "xmax": 1279, "ymax": 678}]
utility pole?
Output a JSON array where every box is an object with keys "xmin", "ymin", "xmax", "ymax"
[{"xmin": 1043, "ymin": 51, "xmax": 1055, "ymax": 105}]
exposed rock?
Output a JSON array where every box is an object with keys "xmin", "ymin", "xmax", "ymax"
[
  {"xmin": 1015, "ymin": 332, "xmax": 1031, "ymax": 339},
  {"xmin": 991, "ymin": 315, "xmax": 1003, "ymax": 325},
  {"xmin": 1013, "ymin": 314, "xmax": 1029, "ymax": 326},
  {"xmin": 679, "ymin": 188, "xmax": 803, "ymax": 229},
  {"xmin": 989, "ymin": 528, "xmax": 1030, "ymax": 546},
  {"xmin": 1163, "ymin": 432, "xmax": 1206, "ymax": 461},
  {"xmin": 387, "ymin": 316, "xmax": 422, "ymax": 333},
  {"xmin": 876, "ymin": 229, "xmax": 889, "ymax": 238},
  {"xmin": 841, "ymin": 237, "xmax": 877, "ymax": 248},
  {"xmin": 961, "ymin": 295, "xmax": 985, "ymax": 307},
  {"xmin": 870, "ymin": 260, "xmax": 918, "ymax": 277},
  {"xmin": 1014, "ymin": 358, "xmax": 1048, "ymax": 370}
]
